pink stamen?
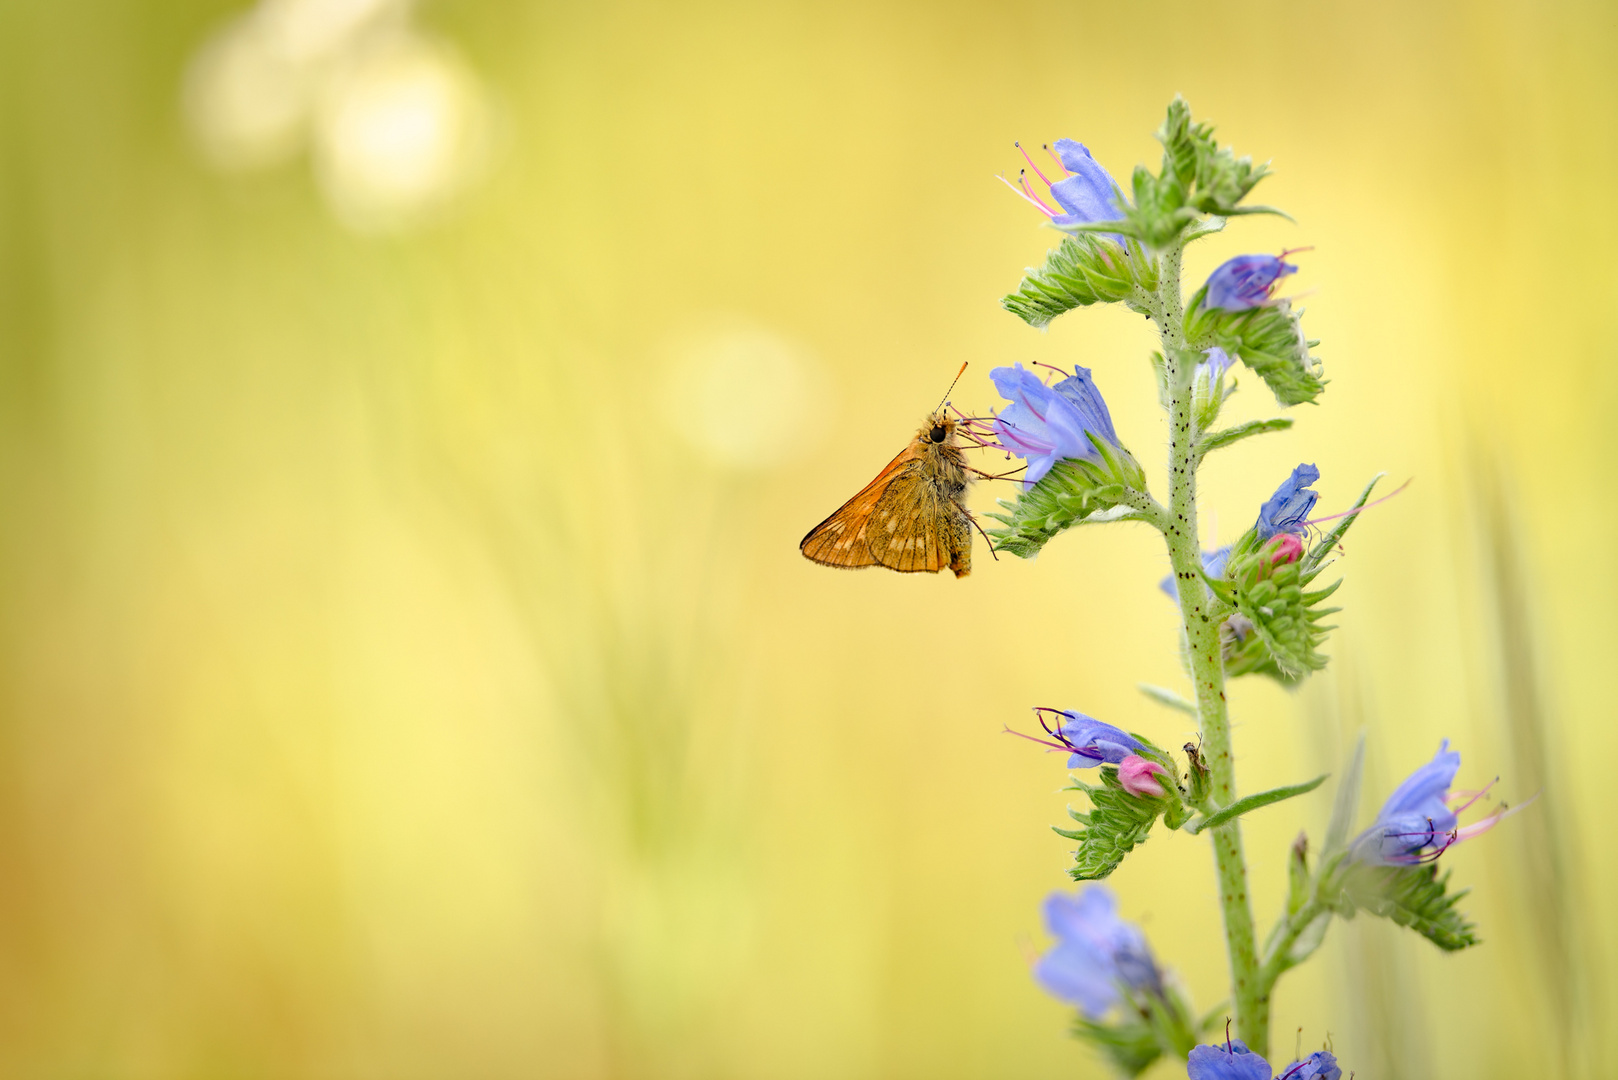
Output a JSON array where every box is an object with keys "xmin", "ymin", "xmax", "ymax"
[
  {"xmin": 1044, "ymin": 143, "xmax": 1070, "ymax": 176},
  {"xmin": 997, "ymin": 173, "xmax": 1056, "ymax": 218},
  {"xmin": 1448, "ymin": 779, "xmax": 1498, "ymax": 816},
  {"xmin": 1015, "ymin": 141, "xmax": 1054, "ymax": 187},
  {"xmin": 1017, "ymin": 170, "xmax": 1061, "ymax": 216},
  {"xmin": 1279, "ymin": 245, "xmax": 1315, "ymax": 259},
  {"xmin": 1453, "ymin": 795, "xmax": 1535, "ymax": 842},
  {"xmin": 1033, "ymin": 361, "xmax": 1072, "ymax": 379},
  {"xmin": 1003, "ymin": 725, "xmax": 1075, "ymax": 754},
  {"xmin": 1304, "ymin": 478, "xmax": 1412, "ymax": 528}
]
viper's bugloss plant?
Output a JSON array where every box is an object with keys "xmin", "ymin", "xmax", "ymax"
[{"xmin": 982, "ymin": 97, "xmax": 1524, "ymax": 1075}]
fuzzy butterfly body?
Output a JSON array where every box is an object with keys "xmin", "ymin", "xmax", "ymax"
[{"xmin": 800, "ymin": 412, "xmax": 974, "ymax": 578}]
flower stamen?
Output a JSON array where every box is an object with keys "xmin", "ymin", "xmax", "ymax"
[{"xmin": 1015, "ymin": 141, "xmax": 1055, "ymax": 187}]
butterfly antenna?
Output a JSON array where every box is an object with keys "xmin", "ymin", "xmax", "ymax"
[{"xmin": 935, "ymin": 361, "xmax": 968, "ymax": 414}]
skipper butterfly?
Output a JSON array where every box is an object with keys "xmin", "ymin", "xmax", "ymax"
[{"xmin": 800, "ymin": 365, "xmax": 977, "ymax": 578}]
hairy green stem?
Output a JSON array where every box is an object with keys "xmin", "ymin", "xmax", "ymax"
[{"xmin": 1151, "ymin": 241, "xmax": 1267, "ymax": 1054}]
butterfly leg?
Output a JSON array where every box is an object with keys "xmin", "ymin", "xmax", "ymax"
[
  {"xmin": 966, "ymin": 464, "xmax": 1028, "ymax": 482},
  {"xmin": 962, "ymin": 509, "xmax": 999, "ymax": 564}
]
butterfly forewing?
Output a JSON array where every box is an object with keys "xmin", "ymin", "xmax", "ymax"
[{"xmin": 798, "ymin": 446, "xmax": 920, "ymax": 569}]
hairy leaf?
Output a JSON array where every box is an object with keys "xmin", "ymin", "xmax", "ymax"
[
  {"xmin": 1185, "ymin": 774, "xmax": 1327, "ymax": 834},
  {"xmin": 1197, "ymin": 417, "xmax": 1293, "ymax": 458},
  {"xmin": 1138, "ymin": 682, "xmax": 1197, "ymax": 715},
  {"xmin": 1322, "ymin": 732, "xmax": 1367, "ymax": 856}
]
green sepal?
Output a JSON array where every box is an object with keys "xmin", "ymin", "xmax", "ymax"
[
  {"xmin": 1197, "ymin": 417, "xmax": 1293, "ymax": 459},
  {"xmin": 1061, "ymin": 767, "xmax": 1163, "ymax": 881},
  {"xmin": 1070, "ymin": 968, "xmax": 1205, "ymax": 1077},
  {"xmin": 1154, "ymin": 95, "xmax": 1276, "ymax": 218},
  {"xmin": 1184, "ymin": 774, "xmax": 1327, "ymax": 834},
  {"xmin": 1332, "ymin": 862, "xmax": 1481, "ymax": 952},
  {"xmin": 1213, "ymin": 476, "xmax": 1382, "ymax": 685},
  {"xmin": 1125, "ymin": 164, "xmax": 1202, "ymax": 249},
  {"xmin": 1184, "ymin": 290, "xmax": 1325, "ymax": 407},
  {"xmin": 987, "ymin": 436, "xmax": 1150, "ymax": 559},
  {"xmin": 1001, "ymin": 233, "xmax": 1159, "ymax": 329},
  {"xmin": 1072, "ymin": 1015, "xmax": 1162, "ymax": 1078},
  {"xmin": 1286, "ymin": 832, "xmax": 1310, "ymax": 918}
]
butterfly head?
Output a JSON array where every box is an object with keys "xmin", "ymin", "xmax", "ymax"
[{"xmin": 922, "ymin": 411, "xmax": 957, "ymax": 446}]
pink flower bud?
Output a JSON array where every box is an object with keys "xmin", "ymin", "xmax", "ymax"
[
  {"xmin": 1118, "ymin": 755, "xmax": 1169, "ymax": 798},
  {"xmin": 1265, "ymin": 532, "xmax": 1304, "ymax": 566}
]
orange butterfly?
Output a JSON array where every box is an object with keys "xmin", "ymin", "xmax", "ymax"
[{"xmin": 800, "ymin": 366, "xmax": 978, "ymax": 578}]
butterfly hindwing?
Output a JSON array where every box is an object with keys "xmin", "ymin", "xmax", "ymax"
[{"xmin": 867, "ymin": 466, "xmax": 971, "ymax": 576}]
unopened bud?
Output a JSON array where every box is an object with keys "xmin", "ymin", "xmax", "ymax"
[
  {"xmin": 1118, "ymin": 754, "xmax": 1169, "ymax": 798},
  {"xmin": 1266, "ymin": 532, "xmax": 1305, "ymax": 566}
]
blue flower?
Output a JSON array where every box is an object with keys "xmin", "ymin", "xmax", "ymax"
[
  {"xmin": 1049, "ymin": 710, "xmax": 1144, "ymax": 768},
  {"xmin": 1048, "ymin": 140, "xmax": 1125, "ymax": 228},
  {"xmin": 1278, "ymin": 1051, "xmax": 1343, "ymax": 1080},
  {"xmin": 1159, "ymin": 545, "xmax": 1233, "ymax": 600},
  {"xmin": 1350, "ymin": 739, "xmax": 1463, "ymax": 865},
  {"xmin": 1034, "ymin": 887, "xmax": 1159, "ymax": 1017},
  {"xmin": 1187, "ymin": 1039, "xmax": 1273, "ymax": 1080},
  {"xmin": 991, "ymin": 363, "xmax": 1121, "ymax": 487},
  {"xmin": 1201, "ymin": 253, "xmax": 1299, "ymax": 311},
  {"xmin": 1254, "ymin": 464, "xmax": 1320, "ymax": 541},
  {"xmin": 1000, "ymin": 139, "xmax": 1127, "ymax": 242}
]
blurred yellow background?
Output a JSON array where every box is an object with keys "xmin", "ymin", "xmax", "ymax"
[{"xmin": 0, "ymin": 0, "xmax": 1613, "ymax": 1076}]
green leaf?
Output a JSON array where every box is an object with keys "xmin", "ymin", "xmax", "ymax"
[
  {"xmin": 1185, "ymin": 774, "xmax": 1327, "ymax": 834},
  {"xmin": 1197, "ymin": 417, "xmax": 1293, "ymax": 458},
  {"xmin": 1062, "ymin": 768, "xmax": 1163, "ymax": 881},
  {"xmin": 1138, "ymin": 683, "xmax": 1197, "ymax": 716},
  {"xmin": 1001, "ymin": 233, "xmax": 1158, "ymax": 329},
  {"xmin": 1336, "ymin": 862, "xmax": 1481, "ymax": 952},
  {"xmin": 987, "ymin": 439, "xmax": 1151, "ymax": 559},
  {"xmin": 1304, "ymin": 473, "xmax": 1385, "ymax": 570},
  {"xmin": 1322, "ymin": 732, "xmax": 1367, "ymax": 856},
  {"xmin": 1185, "ymin": 293, "xmax": 1325, "ymax": 407}
]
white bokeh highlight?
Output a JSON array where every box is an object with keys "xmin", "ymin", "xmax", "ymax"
[
  {"xmin": 183, "ymin": 0, "xmax": 490, "ymax": 233},
  {"xmin": 662, "ymin": 321, "xmax": 834, "ymax": 472}
]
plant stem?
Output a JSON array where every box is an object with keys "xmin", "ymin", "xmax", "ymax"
[{"xmin": 1151, "ymin": 241, "xmax": 1267, "ymax": 1055}]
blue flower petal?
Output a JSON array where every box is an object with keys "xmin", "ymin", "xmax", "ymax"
[
  {"xmin": 1047, "ymin": 139, "xmax": 1124, "ymax": 226},
  {"xmin": 1202, "ymin": 254, "xmax": 1299, "ymax": 311},
  {"xmin": 1052, "ymin": 366, "xmax": 1120, "ymax": 446},
  {"xmin": 1351, "ymin": 740, "xmax": 1463, "ymax": 864},
  {"xmin": 1188, "ymin": 1040, "xmax": 1272, "ymax": 1080},
  {"xmin": 1035, "ymin": 887, "xmax": 1157, "ymax": 1017},
  {"xmin": 1255, "ymin": 464, "xmax": 1320, "ymax": 540},
  {"xmin": 1282, "ymin": 1051, "xmax": 1344, "ymax": 1080},
  {"xmin": 1056, "ymin": 712, "xmax": 1143, "ymax": 767},
  {"xmin": 990, "ymin": 363, "xmax": 1119, "ymax": 487}
]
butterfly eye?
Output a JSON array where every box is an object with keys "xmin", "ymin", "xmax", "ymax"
[{"xmin": 929, "ymin": 425, "xmax": 947, "ymax": 443}]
